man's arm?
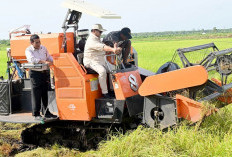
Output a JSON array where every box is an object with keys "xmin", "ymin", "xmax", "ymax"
[
  {"xmin": 103, "ymin": 43, "xmax": 121, "ymax": 54},
  {"xmin": 44, "ymin": 47, "xmax": 53, "ymax": 66},
  {"xmin": 91, "ymin": 41, "xmax": 121, "ymax": 54},
  {"xmin": 38, "ymin": 60, "xmax": 51, "ymax": 65}
]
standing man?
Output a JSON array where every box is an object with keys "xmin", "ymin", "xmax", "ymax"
[
  {"xmin": 25, "ymin": 34, "xmax": 57, "ymax": 120},
  {"xmin": 84, "ymin": 24, "xmax": 121, "ymax": 98},
  {"xmin": 103, "ymin": 27, "xmax": 132, "ymax": 65}
]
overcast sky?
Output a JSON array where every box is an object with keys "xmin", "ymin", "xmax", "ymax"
[{"xmin": 0, "ymin": 0, "xmax": 232, "ymax": 39}]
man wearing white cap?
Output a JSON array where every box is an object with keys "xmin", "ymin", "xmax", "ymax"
[{"xmin": 83, "ymin": 24, "xmax": 121, "ymax": 98}]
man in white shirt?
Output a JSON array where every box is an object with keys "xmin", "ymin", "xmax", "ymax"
[
  {"xmin": 25, "ymin": 34, "xmax": 57, "ymax": 120},
  {"xmin": 84, "ymin": 24, "xmax": 121, "ymax": 98}
]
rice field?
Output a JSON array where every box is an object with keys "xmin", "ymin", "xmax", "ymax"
[
  {"xmin": 0, "ymin": 45, "xmax": 8, "ymax": 78},
  {"xmin": 133, "ymin": 38, "xmax": 232, "ymax": 72},
  {"xmin": 1, "ymin": 37, "xmax": 232, "ymax": 156}
]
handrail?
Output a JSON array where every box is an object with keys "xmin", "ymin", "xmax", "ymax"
[
  {"xmin": 104, "ymin": 54, "xmax": 125, "ymax": 73},
  {"xmin": 80, "ymin": 64, "xmax": 87, "ymax": 74}
]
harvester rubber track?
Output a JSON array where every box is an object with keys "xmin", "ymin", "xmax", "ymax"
[{"xmin": 21, "ymin": 121, "xmax": 129, "ymax": 151}]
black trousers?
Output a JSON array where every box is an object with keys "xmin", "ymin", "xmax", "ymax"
[{"xmin": 29, "ymin": 70, "xmax": 50, "ymax": 116}]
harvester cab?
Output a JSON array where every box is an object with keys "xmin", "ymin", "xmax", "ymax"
[{"xmin": 0, "ymin": 0, "xmax": 232, "ymax": 149}]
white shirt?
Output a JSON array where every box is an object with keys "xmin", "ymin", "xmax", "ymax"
[
  {"xmin": 25, "ymin": 45, "xmax": 53, "ymax": 71},
  {"xmin": 83, "ymin": 33, "xmax": 105, "ymax": 65}
]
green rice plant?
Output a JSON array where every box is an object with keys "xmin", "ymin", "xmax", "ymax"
[
  {"xmin": 0, "ymin": 45, "xmax": 8, "ymax": 78},
  {"xmin": 133, "ymin": 38, "xmax": 232, "ymax": 73},
  {"xmin": 81, "ymin": 106, "xmax": 232, "ymax": 157}
]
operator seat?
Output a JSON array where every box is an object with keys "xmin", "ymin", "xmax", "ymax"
[
  {"xmin": 76, "ymin": 53, "xmax": 98, "ymax": 74},
  {"xmin": 85, "ymin": 67, "xmax": 98, "ymax": 74}
]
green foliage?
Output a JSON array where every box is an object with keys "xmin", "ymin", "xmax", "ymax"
[
  {"xmin": 0, "ymin": 40, "xmax": 10, "ymax": 46},
  {"xmin": 82, "ymin": 106, "xmax": 232, "ymax": 157},
  {"xmin": 133, "ymin": 38, "xmax": 232, "ymax": 73},
  {"xmin": 132, "ymin": 28, "xmax": 232, "ymax": 40},
  {"xmin": 0, "ymin": 44, "xmax": 8, "ymax": 78}
]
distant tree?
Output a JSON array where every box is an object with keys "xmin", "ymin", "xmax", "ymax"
[
  {"xmin": 0, "ymin": 40, "xmax": 10, "ymax": 46},
  {"xmin": 213, "ymin": 27, "xmax": 217, "ymax": 32}
]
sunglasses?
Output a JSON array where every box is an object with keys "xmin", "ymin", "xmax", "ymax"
[{"xmin": 97, "ymin": 30, "xmax": 103, "ymax": 34}]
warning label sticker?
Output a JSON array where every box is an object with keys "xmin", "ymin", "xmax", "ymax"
[{"xmin": 90, "ymin": 78, "xmax": 99, "ymax": 91}]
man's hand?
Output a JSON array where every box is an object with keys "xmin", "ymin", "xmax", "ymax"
[
  {"xmin": 45, "ymin": 61, "xmax": 53, "ymax": 66},
  {"xmin": 103, "ymin": 44, "xmax": 122, "ymax": 54},
  {"xmin": 113, "ymin": 43, "xmax": 122, "ymax": 55},
  {"xmin": 39, "ymin": 60, "xmax": 53, "ymax": 66}
]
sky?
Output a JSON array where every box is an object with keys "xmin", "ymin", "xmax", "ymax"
[{"xmin": 0, "ymin": 0, "xmax": 232, "ymax": 39}]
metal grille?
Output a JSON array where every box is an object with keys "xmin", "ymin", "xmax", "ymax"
[{"xmin": 0, "ymin": 81, "xmax": 10, "ymax": 115}]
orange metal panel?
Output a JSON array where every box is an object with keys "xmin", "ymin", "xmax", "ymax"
[
  {"xmin": 113, "ymin": 70, "xmax": 142, "ymax": 100},
  {"xmin": 55, "ymin": 67, "xmax": 80, "ymax": 77},
  {"xmin": 211, "ymin": 78, "xmax": 232, "ymax": 104},
  {"xmin": 176, "ymin": 94, "xmax": 203, "ymax": 122},
  {"xmin": 176, "ymin": 94, "xmax": 218, "ymax": 122},
  {"xmin": 57, "ymin": 99, "xmax": 90, "ymax": 120},
  {"xmin": 57, "ymin": 88, "xmax": 83, "ymax": 98},
  {"xmin": 139, "ymin": 65, "xmax": 208, "ymax": 96},
  {"xmin": 56, "ymin": 77, "xmax": 83, "ymax": 88},
  {"xmin": 55, "ymin": 56, "xmax": 73, "ymax": 66},
  {"xmin": 10, "ymin": 32, "xmax": 74, "ymax": 60},
  {"xmin": 36, "ymin": 33, "xmax": 63, "ymax": 55},
  {"xmin": 53, "ymin": 53, "xmax": 102, "ymax": 121}
]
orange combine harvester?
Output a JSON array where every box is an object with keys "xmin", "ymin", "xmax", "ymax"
[{"xmin": 0, "ymin": 0, "xmax": 231, "ymax": 149}]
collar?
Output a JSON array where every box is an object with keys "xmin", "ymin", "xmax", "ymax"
[{"xmin": 31, "ymin": 45, "xmax": 41, "ymax": 51}]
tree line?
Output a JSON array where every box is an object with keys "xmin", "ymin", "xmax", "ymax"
[
  {"xmin": 0, "ymin": 40, "xmax": 10, "ymax": 46},
  {"xmin": 133, "ymin": 28, "xmax": 232, "ymax": 38},
  {"xmin": 1, "ymin": 28, "xmax": 232, "ymax": 44}
]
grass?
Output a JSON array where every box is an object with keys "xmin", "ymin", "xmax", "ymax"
[
  {"xmin": 15, "ymin": 145, "xmax": 80, "ymax": 157},
  {"xmin": 15, "ymin": 106, "xmax": 232, "ymax": 157},
  {"xmin": 0, "ymin": 44, "xmax": 8, "ymax": 78},
  {"xmin": 0, "ymin": 123, "xmax": 27, "ymax": 156},
  {"xmin": 1, "ymin": 36, "xmax": 232, "ymax": 156},
  {"xmin": 82, "ymin": 108, "xmax": 232, "ymax": 157}
]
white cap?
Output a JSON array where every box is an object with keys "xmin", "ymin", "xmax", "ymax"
[{"xmin": 91, "ymin": 24, "xmax": 107, "ymax": 32}]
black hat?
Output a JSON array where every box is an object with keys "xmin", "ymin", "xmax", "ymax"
[{"xmin": 121, "ymin": 27, "xmax": 132, "ymax": 39}]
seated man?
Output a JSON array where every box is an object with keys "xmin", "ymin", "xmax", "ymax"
[
  {"xmin": 103, "ymin": 27, "xmax": 132, "ymax": 64},
  {"xmin": 83, "ymin": 24, "xmax": 121, "ymax": 98},
  {"xmin": 25, "ymin": 34, "xmax": 57, "ymax": 120}
]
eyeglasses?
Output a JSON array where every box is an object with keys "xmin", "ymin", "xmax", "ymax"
[{"xmin": 97, "ymin": 30, "xmax": 103, "ymax": 34}]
